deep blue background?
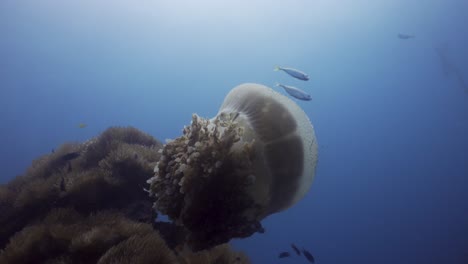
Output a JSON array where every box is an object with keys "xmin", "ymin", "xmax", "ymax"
[{"xmin": 1, "ymin": 1, "xmax": 467, "ymax": 263}]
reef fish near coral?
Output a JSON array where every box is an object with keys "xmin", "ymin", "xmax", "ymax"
[
  {"xmin": 276, "ymin": 83, "xmax": 312, "ymax": 101},
  {"xmin": 278, "ymin": 252, "xmax": 291, "ymax": 258},
  {"xmin": 274, "ymin": 66, "xmax": 310, "ymax": 81}
]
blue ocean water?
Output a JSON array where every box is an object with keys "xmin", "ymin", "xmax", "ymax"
[{"xmin": 1, "ymin": 1, "xmax": 467, "ymax": 263}]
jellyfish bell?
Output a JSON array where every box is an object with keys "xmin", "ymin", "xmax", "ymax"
[
  {"xmin": 216, "ymin": 83, "xmax": 318, "ymax": 214},
  {"xmin": 148, "ymin": 83, "xmax": 318, "ymax": 250}
]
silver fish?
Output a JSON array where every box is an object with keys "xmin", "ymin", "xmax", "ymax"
[
  {"xmin": 274, "ymin": 66, "xmax": 309, "ymax": 81},
  {"xmin": 276, "ymin": 83, "xmax": 312, "ymax": 101},
  {"xmin": 398, "ymin": 33, "xmax": 415, "ymax": 39}
]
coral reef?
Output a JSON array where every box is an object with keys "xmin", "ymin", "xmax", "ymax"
[
  {"xmin": 177, "ymin": 244, "xmax": 250, "ymax": 264},
  {"xmin": 0, "ymin": 126, "xmax": 249, "ymax": 263},
  {"xmin": 0, "ymin": 127, "xmax": 161, "ymax": 249},
  {"xmin": 149, "ymin": 83, "xmax": 318, "ymax": 251},
  {"xmin": 0, "ymin": 208, "xmax": 176, "ymax": 264},
  {"xmin": 0, "ymin": 208, "xmax": 248, "ymax": 264}
]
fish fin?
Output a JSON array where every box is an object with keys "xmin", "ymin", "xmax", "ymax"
[{"xmin": 274, "ymin": 66, "xmax": 280, "ymax": 71}]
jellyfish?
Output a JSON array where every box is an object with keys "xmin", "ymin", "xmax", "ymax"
[{"xmin": 148, "ymin": 83, "xmax": 318, "ymax": 251}]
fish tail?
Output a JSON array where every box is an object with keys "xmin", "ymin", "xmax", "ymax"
[{"xmin": 274, "ymin": 66, "xmax": 280, "ymax": 71}]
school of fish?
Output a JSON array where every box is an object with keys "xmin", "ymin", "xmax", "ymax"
[
  {"xmin": 274, "ymin": 66, "xmax": 313, "ymax": 101},
  {"xmin": 277, "ymin": 243, "xmax": 316, "ymax": 263}
]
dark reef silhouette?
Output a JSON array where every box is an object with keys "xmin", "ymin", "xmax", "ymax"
[{"xmin": 0, "ymin": 127, "xmax": 250, "ymax": 264}]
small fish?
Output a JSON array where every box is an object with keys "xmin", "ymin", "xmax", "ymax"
[
  {"xmin": 397, "ymin": 33, "xmax": 415, "ymax": 39},
  {"xmin": 291, "ymin": 243, "xmax": 301, "ymax": 256},
  {"xmin": 274, "ymin": 66, "xmax": 309, "ymax": 81},
  {"xmin": 78, "ymin": 123, "xmax": 87, "ymax": 128},
  {"xmin": 276, "ymin": 83, "xmax": 312, "ymax": 101},
  {"xmin": 302, "ymin": 248, "xmax": 315, "ymax": 263},
  {"xmin": 278, "ymin": 252, "xmax": 291, "ymax": 258}
]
